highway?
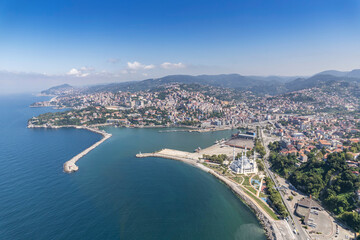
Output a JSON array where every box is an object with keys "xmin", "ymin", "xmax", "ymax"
[{"xmin": 259, "ymin": 127, "xmax": 310, "ymax": 240}]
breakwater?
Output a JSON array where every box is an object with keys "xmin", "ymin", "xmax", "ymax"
[
  {"xmin": 136, "ymin": 150, "xmax": 283, "ymax": 240},
  {"xmin": 28, "ymin": 124, "xmax": 112, "ymax": 173},
  {"xmin": 63, "ymin": 131, "xmax": 111, "ymax": 173}
]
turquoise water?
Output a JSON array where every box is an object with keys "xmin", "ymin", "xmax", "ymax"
[{"xmin": 0, "ymin": 94, "xmax": 266, "ymax": 240}]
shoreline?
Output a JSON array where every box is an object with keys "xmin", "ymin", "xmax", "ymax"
[
  {"xmin": 119, "ymin": 124, "xmax": 236, "ymax": 132},
  {"xmin": 27, "ymin": 124, "xmax": 112, "ymax": 173},
  {"xmin": 28, "ymin": 122, "xmax": 280, "ymax": 238},
  {"xmin": 136, "ymin": 151, "xmax": 283, "ymax": 240}
]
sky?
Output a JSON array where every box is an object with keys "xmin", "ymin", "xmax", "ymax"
[{"xmin": 1, "ymin": 0, "xmax": 360, "ymax": 93}]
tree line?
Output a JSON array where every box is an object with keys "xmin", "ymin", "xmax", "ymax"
[
  {"xmin": 202, "ymin": 154, "xmax": 228, "ymax": 165},
  {"xmin": 268, "ymin": 141, "xmax": 360, "ymax": 231}
]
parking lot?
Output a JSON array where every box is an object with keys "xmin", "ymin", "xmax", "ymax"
[
  {"xmin": 275, "ymin": 176, "xmax": 355, "ymax": 240},
  {"xmin": 307, "ymin": 210, "xmax": 333, "ymax": 239}
]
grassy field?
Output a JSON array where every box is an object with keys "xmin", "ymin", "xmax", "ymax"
[
  {"xmin": 244, "ymin": 185, "xmax": 258, "ymax": 195},
  {"xmin": 252, "ymin": 174, "xmax": 261, "ymax": 181},
  {"xmin": 240, "ymin": 186, "xmax": 279, "ymax": 220},
  {"xmin": 203, "ymin": 163, "xmax": 224, "ymax": 175},
  {"xmin": 243, "ymin": 175, "xmax": 251, "ymax": 185},
  {"xmin": 231, "ymin": 176, "xmax": 244, "ymax": 184},
  {"xmin": 259, "ymin": 192, "xmax": 267, "ymax": 198}
]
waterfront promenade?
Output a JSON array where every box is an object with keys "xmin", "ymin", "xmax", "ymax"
[{"xmin": 136, "ymin": 148, "xmax": 293, "ymax": 240}]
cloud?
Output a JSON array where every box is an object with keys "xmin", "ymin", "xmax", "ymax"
[
  {"xmin": 67, "ymin": 67, "xmax": 94, "ymax": 77},
  {"xmin": 144, "ymin": 64, "xmax": 155, "ymax": 70},
  {"xmin": 67, "ymin": 68, "xmax": 80, "ymax": 76},
  {"xmin": 161, "ymin": 62, "xmax": 185, "ymax": 69},
  {"xmin": 127, "ymin": 61, "xmax": 155, "ymax": 71}
]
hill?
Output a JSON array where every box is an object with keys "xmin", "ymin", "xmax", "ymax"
[
  {"xmin": 41, "ymin": 69, "xmax": 360, "ymax": 96},
  {"xmin": 86, "ymin": 74, "xmax": 282, "ymax": 94},
  {"xmin": 317, "ymin": 69, "xmax": 360, "ymax": 78},
  {"xmin": 284, "ymin": 74, "xmax": 360, "ymax": 92},
  {"xmin": 41, "ymin": 84, "xmax": 75, "ymax": 95}
]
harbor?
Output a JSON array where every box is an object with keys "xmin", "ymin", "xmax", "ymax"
[
  {"xmin": 136, "ymin": 145, "xmax": 293, "ymax": 240},
  {"xmin": 27, "ymin": 124, "xmax": 112, "ymax": 173}
]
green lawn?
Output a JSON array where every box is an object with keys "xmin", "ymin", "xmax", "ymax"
[
  {"xmin": 231, "ymin": 176, "xmax": 244, "ymax": 184},
  {"xmin": 252, "ymin": 174, "xmax": 261, "ymax": 181},
  {"xmin": 205, "ymin": 166, "xmax": 278, "ymax": 220},
  {"xmin": 243, "ymin": 175, "xmax": 251, "ymax": 186},
  {"xmin": 244, "ymin": 185, "xmax": 258, "ymax": 195},
  {"xmin": 240, "ymin": 186, "xmax": 279, "ymax": 220},
  {"xmin": 259, "ymin": 192, "xmax": 267, "ymax": 198}
]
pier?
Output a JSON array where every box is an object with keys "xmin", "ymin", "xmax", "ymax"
[
  {"xmin": 27, "ymin": 124, "xmax": 112, "ymax": 173},
  {"xmin": 63, "ymin": 127, "xmax": 111, "ymax": 173},
  {"xmin": 136, "ymin": 150, "xmax": 200, "ymax": 166}
]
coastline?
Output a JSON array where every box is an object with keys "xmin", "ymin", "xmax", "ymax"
[
  {"xmin": 27, "ymin": 124, "xmax": 112, "ymax": 173},
  {"xmin": 136, "ymin": 150, "xmax": 283, "ymax": 240},
  {"xmin": 118, "ymin": 124, "xmax": 236, "ymax": 132},
  {"xmin": 28, "ymin": 122, "xmax": 279, "ymax": 238}
]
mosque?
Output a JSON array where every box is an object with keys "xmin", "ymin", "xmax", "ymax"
[{"xmin": 229, "ymin": 147, "xmax": 258, "ymax": 174}]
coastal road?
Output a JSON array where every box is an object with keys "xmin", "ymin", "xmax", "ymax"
[
  {"xmin": 138, "ymin": 150, "xmax": 293, "ymax": 240},
  {"xmin": 259, "ymin": 128, "xmax": 310, "ymax": 240}
]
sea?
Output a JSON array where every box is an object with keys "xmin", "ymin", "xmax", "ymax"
[{"xmin": 0, "ymin": 94, "xmax": 266, "ymax": 240}]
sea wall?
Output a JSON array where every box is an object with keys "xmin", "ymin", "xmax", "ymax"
[
  {"xmin": 136, "ymin": 152, "xmax": 280, "ymax": 240},
  {"xmin": 63, "ymin": 133, "xmax": 111, "ymax": 173},
  {"xmin": 28, "ymin": 124, "xmax": 112, "ymax": 173},
  {"xmin": 210, "ymin": 173, "xmax": 277, "ymax": 240}
]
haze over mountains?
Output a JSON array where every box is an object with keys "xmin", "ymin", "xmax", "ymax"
[
  {"xmin": 316, "ymin": 69, "xmax": 360, "ymax": 78},
  {"xmin": 42, "ymin": 69, "xmax": 360, "ymax": 96}
]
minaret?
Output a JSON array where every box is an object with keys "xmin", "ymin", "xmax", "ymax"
[
  {"xmin": 241, "ymin": 149, "xmax": 244, "ymax": 174},
  {"xmin": 253, "ymin": 150, "xmax": 256, "ymax": 171},
  {"xmin": 233, "ymin": 146, "xmax": 235, "ymax": 161}
]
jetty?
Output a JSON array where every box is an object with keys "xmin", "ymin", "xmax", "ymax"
[
  {"xmin": 63, "ymin": 130, "xmax": 111, "ymax": 173},
  {"xmin": 136, "ymin": 149, "xmax": 201, "ymax": 164},
  {"xmin": 27, "ymin": 124, "xmax": 112, "ymax": 173},
  {"xmin": 63, "ymin": 127, "xmax": 111, "ymax": 173}
]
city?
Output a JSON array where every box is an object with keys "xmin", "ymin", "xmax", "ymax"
[
  {"xmin": 27, "ymin": 79, "xmax": 360, "ymax": 239},
  {"xmin": 1, "ymin": 0, "xmax": 360, "ymax": 239}
]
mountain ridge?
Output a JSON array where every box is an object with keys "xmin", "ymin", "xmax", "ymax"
[{"xmin": 42, "ymin": 69, "xmax": 360, "ymax": 96}]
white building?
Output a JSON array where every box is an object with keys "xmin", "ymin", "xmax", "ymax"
[{"xmin": 229, "ymin": 147, "xmax": 257, "ymax": 174}]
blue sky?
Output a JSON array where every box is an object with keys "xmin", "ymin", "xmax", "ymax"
[{"xmin": 1, "ymin": 0, "xmax": 360, "ymax": 92}]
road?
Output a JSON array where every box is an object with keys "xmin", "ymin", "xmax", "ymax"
[{"xmin": 259, "ymin": 128, "xmax": 310, "ymax": 240}]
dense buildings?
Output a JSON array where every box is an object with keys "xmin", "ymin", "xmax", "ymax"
[{"xmin": 29, "ymin": 81, "xmax": 360, "ymax": 236}]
